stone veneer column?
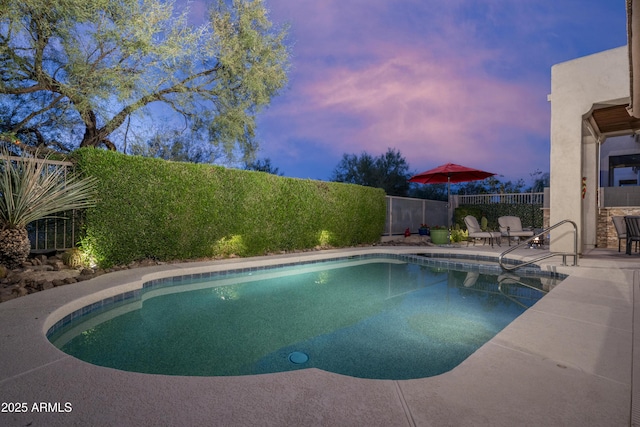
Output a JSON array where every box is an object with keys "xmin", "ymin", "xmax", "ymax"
[{"xmin": 596, "ymin": 208, "xmax": 640, "ymax": 249}]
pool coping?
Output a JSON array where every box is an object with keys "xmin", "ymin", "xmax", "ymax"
[
  {"xmin": 0, "ymin": 246, "xmax": 634, "ymax": 426},
  {"xmin": 45, "ymin": 251, "xmax": 562, "ymax": 342}
]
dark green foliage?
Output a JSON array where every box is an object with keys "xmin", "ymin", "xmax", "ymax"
[
  {"xmin": 244, "ymin": 158, "xmax": 283, "ymax": 175},
  {"xmin": 408, "ymin": 183, "xmax": 448, "ymax": 201},
  {"xmin": 1, "ymin": 0, "xmax": 289, "ymax": 161},
  {"xmin": 454, "ymin": 203, "xmax": 543, "ymax": 231},
  {"xmin": 73, "ymin": 149, "xmax": 386, "ymax": 267},
  {"xmin": 331, "ymin": 148, "xmax": 411, "ymax": 196}
]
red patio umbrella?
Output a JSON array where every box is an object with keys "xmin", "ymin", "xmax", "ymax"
[
  {"xmin": 408, "ymin": 163, "xmax": 495, "ymax": 185},
  {"xmin": 409, "ymin": 163, "xmax": 496, "ymax": 229}
]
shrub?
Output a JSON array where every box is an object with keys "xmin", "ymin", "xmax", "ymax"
[
  {"xmin": 0, "ymin": 149, "xmax": 96, "ymax": 268},
  {"xmin": 73, "ymin": 149, "xmax": 386, "ymax": 267},
  {"xmin": 450, "ymin": 226, "xmax": 468, "ymax": 243},
  {"xmin": 61, "ymin": 248, "xmax": 86, "ymax": 268}
]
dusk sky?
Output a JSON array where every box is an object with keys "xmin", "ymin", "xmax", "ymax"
[{"xmin": 193, "ymin": 1, "xmax": 628, "ymax": 185}]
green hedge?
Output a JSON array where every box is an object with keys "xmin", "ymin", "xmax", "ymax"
[
  {"xmin": 73, "ymin": 149, "xmax": 386, "ymax": 267},
  {"xmin": 454, "ymin": 203, "xmax": 543, "ymax": 231}
]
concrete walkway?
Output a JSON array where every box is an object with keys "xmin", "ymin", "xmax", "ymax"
[{"xmin": 0, "ymin": 245, "xmax": 636, "ymax": 426}]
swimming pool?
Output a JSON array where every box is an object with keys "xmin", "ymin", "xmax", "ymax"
[{"xmin": 47, "ymin": 254, "xmax": 562, "ymax": 380}]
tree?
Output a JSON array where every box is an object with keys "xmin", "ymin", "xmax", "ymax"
[
  {"xmin": 129, "ymin": 128, "xmax": 225, "ymax": 164},
  {"xmin": 245, "ymin": 157, "xmax": 283, "ymax": 175},
  {"xmin": 331, "ymin": 148, "xmax": 411, "ymax": 196},
  {"xmin": 528, "ymin": 169, "xmax": 550, "ymax": 192},
  {"xmin": 456, "ymin": 176, "xmax": 526, "ymax": 195},
  {"xmin": 0, "ymin": 0, "xmax": 289, "ymax": 163},
  {"xmin": 408, "ymin": 183, "xmax": 448, "ymax": 201}
]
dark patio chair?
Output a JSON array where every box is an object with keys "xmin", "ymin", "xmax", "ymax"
[
  {"xmin": 612, "ymin": 216, "xmax": 629, "ymax": 252},
  {"xmin": 623, "ymin": 216, "xmax": 640, "ymax": 255}
]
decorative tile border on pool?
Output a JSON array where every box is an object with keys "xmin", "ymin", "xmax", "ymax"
[
  {"xmin": 411, "ymin": 252, "xmax": 566, "ymax": 279},
  {"xmin": 46, "ymin": 252, "xmax": 566, "ymax": 339}
]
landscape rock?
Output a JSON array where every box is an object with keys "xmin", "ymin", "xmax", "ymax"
[
  {"xmin": 39, "ymin": 282, "xmax": 54, "ymax": 291},
  {"xmin": 27, "ymin": 265, "xmax": 55, "ymax": 272},
  {"xmin": 14, "ymin": 286, "xmax": 28, "ymax": 297},
  {"xmin": 47, "ymin": 260, "xmax": 66, "ymax": 270}
]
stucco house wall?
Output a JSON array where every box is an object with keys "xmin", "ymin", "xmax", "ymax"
[{"xmin": 549, "ymin": 46, "xmax": 630, "ymax": 253}]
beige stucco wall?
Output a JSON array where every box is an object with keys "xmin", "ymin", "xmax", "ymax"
[{"xmin": 549, "ymin": 46, "xmax": 629, "ymax": 253}]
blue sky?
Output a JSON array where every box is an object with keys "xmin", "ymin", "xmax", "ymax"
[{"xmin": 192, "ymin": 1, "xmax": 628, "ymax": 185}]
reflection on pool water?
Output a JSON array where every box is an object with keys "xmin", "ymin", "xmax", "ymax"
[{"xmin": 47, "ymin": 255, "xmax": 562, "ymax": 380}]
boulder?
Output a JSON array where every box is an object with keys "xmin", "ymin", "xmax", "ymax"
[
  {"xmin": 13, "ymin": 286, "xmax": 28, "ymax": 297},
  {"xmin": 46, "ymin": 260, "xmax": 66, "ymax": 270},
  {"xmin": 39, "ymin": 282, "xmax": 54, "ymax": 291}
]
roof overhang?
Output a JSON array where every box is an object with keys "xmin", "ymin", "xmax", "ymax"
[
  {"xmin": 587, "ymin": 104, "xmax": 640, "ymax": 139},
  {"xmin": 583, "ymin": 1, "xmax": 640, "ymax": 142}
]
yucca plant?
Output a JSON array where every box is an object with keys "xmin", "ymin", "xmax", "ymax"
[{"xmin": 0, "ymin": 149, "xmax": 97, "ymax": 268}]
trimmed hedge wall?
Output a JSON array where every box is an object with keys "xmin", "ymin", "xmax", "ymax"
[
  {"xmin": 73, "ymin": 149, "xmax": 386, "ymax": 267},
  {"xmin": 454, "ymin": 203, "xmax": 543, "ymax": 231}
]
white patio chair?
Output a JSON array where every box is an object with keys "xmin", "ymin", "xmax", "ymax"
[
  {"xmin": 464, "ymin": 215, "xmax": 501, "ymax": 247},
  {"xmin": 498, "ymin": 216, "xmax": 534, "ymax": 246}
]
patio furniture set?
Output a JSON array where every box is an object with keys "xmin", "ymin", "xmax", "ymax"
[
  {"xmin": 465, "ymin": 214, "xmax": 640, "ymax": 255},
  {"xmin": 463, "ymin": 215, "xmax": 536, "ymax": 248}
]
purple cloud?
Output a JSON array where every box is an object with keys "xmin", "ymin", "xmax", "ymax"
[
  {"xmin": 257, "ymin": 0, "xmax": 583, "ymax": 180},
  {"xmin": 172, "ymin": 1, "xmax": 626, "ymax": 183}
]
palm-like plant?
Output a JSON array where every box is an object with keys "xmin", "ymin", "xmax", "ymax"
[{"xmin": 0, "ymin": 150, "xmax": 97, "ymax": 268}]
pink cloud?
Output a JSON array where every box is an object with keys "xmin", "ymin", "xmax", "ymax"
[
  {"xmin": 260, "ymin": 40, "xmax": 549, "ymax": 176},
  {"xmin": 258, "ymin": 0, "xmax": 625, "ymax": 180}
]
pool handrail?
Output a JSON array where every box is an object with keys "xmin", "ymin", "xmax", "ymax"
[{"xmin": 498, "ymin": 219, "xmax": 578, "ymax": 271}]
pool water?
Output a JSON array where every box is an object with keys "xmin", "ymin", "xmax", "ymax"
[{"xmin": 48, "ymin": 257, "xmax": 554, "ymax": 380}]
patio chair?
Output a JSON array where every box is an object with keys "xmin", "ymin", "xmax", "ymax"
[
  {"xmin": 612, "ymin": 216, "xmax": 629, "ymax": 252},
  {"xmin": 624, "ymin": 216, "xmax": 640, "ymax": 255},
  {"xmin": 498, "ymin": 216, "xmax": 534, "ymax": 246},
  {"xmin": 464, "ymin": 215, "xmax": 501, "ymax": 247}
]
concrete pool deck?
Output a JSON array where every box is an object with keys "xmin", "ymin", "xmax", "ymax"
[{"xmin": 0, "ymin": 245, "xmax": 636, "ymax": 426}]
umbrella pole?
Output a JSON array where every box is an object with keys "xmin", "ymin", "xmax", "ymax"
[{"xmin": 447, "ymin": 177, "xmax": 451, "ymax": 241}]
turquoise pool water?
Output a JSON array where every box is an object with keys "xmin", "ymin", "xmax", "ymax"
[{"xmin": 48, "ymin": 256, "xmax": 558, "ymax": 380}]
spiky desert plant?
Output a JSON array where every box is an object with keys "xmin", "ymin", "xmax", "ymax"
[{"xmin": 0, "ymin": 149, "xmax": 97, "ymax": 268}]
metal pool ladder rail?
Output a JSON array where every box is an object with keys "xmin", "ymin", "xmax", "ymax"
[{"xmin": 498, "ymin": 220, "xmax": 578, "ymax": 271}]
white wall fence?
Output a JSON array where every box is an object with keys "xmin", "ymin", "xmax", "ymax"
[
  {"xmin": 385, "ymin": 192, "xmax": 547, "ymax": 236},
  {"xmin": 456, "ymin": 192, "xmax": 545, "ymax": 206},
  {"xmin": 384, "ymin": 196, "xmax": 448, "ymax": 236}
]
